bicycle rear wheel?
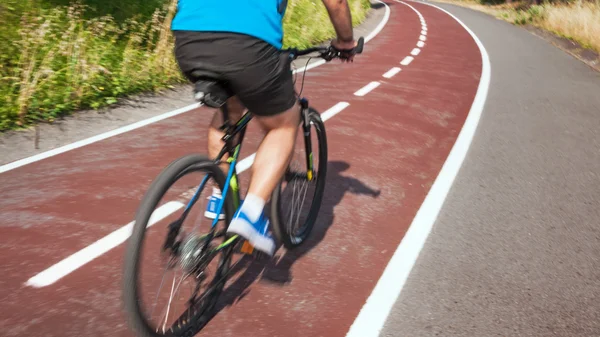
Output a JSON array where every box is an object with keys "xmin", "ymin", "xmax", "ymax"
[
  {"xmin": 270, "ymin": 107, "xmax": 328, "ymax": 248},
  {"xmin": 122, "ymin": 154, "xmax": 235, "ymax": 337}
]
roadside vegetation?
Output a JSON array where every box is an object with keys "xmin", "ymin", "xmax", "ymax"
[
  {"xmin": 438, "ymin": 0, "xmax": 600, "ymax": 53},
  {"xmin": 0, "ymin": 0, "xmax": 371, "ymax": 131}
]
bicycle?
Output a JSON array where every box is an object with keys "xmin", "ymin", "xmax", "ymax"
[{"xmin": 122, "ymin": 37, "xmax": 364, "ymax": 337}]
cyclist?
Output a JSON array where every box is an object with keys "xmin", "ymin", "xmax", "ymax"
[{"xmin": 171, "ymin": 0, "xmax": 359, "ymax": 256}]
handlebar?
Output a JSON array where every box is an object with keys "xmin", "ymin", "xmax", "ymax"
[{"xmin": 286, "ymin": 37, "xmax": 365, "ymax": 62}]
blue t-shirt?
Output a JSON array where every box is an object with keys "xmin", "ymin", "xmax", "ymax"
[{"xmin": 171, "ymin": 0, "xmax": 287, "ymax": 49}]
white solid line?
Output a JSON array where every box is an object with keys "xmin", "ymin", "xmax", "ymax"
[
  {"xmin": 366, "ymin": 0, "xmax": 391, "ymax": 43},
  {"xmin": 400, "ymin": 56, "xmax": 414, "ymax": 66},
  {"xmin": 382, "ymin": 67, "xmax": 402, "ymax": 79},
  {"xmin": 1, "ymin": 1, "xmax": 392, "ymax": 176},
  {"xmin": 420, "ymin": 35, "xmax": 427, "ymax": 41},
  {"xmin": 423, "ymin": 26, "xmax": 428, "ymax": 31},
  {"xmin": 321, "ymin": 102, "xmax": 351, "ymax": 122},
  {"xmin": 411, "ymin": 48, "xmax": 421, "ymax": 56},
  {"xmin": 354, "ymin": 82, "xmax": 381, "ymax": 97},
  {"xmin": 421, "ymin": 30, "xmax": 427, "ymax": 35},
  {"xmin": 417, "ymin": 41, "xmax": 425, "ymax": 48},
  {"xmin": 0, "ymin": 104, "xmax": 200, "ymax": 174},
  {"xmin": 345, "ymin": 0, "xmax": 491, "ymax": 336},
  {"xmin": 25, "ymin": 201, "xmax": 185, "ymax": 288}
]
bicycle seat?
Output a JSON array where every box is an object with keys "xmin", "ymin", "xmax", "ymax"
[{"xmin": 190, "ymin": 70, "xmax": 233, "ymax": 109}]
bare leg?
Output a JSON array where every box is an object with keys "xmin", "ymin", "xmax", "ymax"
[
  {"xmin": 246, "ymin": 102, "xmax": 301, "ymax": 201},
  {"xmin": 226, "ymin": 101, "xmax": 301, "ymax": 255}
]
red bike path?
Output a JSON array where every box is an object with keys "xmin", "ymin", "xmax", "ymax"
[{"xmin": 0, "ymin": 1, "xmax": 482, "ymax": 336}]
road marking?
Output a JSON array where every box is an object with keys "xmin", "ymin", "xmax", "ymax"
[
  {"xmin": 401, "ymin": 56, "xmax": 414, "ymax": 66},
  {"xmin": 0, "ymin": 104, "xmax": 200, "ymax": 175},
  {"xmin": 354, "ymin": 82, "xmax": 381, "ymax": 96},
  {"xmin": 24, "ymin": 101, "xmax": 351, "ymax": 288},
  {"xmin": 420, "ymin": 35, "xmax": 427, "ymax": 41},
  {"xmin": 25, "ymin": 201, "xmax": 184, "ymax": 288},
  {"xmin": 0, "ymin": 0, "xmax": 391, "ymax": 176},
  {"xmin": 411, "ymin": 48, "xmax": 421, "ymax": 56},
  {"xmin": 366, "ymin": 0, "xmax": 391, "ymax": 43},
  {"xmin": 421, "ymin": 30, "xmax": 427, "ymax": 35},
  {"xmin": 423, "ymin": 26, "xmax": 428, "ymax": 31},
  {"xmin": 345, "ymin": 0, "xmax": 492, "ymax": 336},
  {"xmin": 417, "ymin": 41, "xmax": 425, "ymax": 48},
  {"xmin": 321, "ymin": 102, "xmax": 351, "ymax": 121},
  {"xmin": 383, "ymin": 67, "xmax": 402, "ymax": 78}
]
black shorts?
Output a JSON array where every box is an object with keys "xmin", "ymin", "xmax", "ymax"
[{"xmin": 173, "ymin": 31, "xmax": 296, "ymax": 116}]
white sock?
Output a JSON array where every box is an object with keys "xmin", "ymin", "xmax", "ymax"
[
  {"xmin": 239, "ymin": 193, "xmax": 265, "ymax": 223},
  {"xmin": 212, "ymin": 187, "xmax": 221, "ymax": 197}
]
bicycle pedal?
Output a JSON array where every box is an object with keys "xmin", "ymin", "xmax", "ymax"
[{"xmin": 239, "ymin": 241, "xmax": 255, "ymax": 255}]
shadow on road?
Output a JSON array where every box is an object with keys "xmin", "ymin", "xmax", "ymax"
[{"xmin": 211, "ymin": 160, "xmax": 381, "ymax": 314}]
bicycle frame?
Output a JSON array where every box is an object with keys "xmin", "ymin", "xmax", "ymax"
[{"xmin": 179, "ymin": 97, "xmax": 315, "ymax": 258}]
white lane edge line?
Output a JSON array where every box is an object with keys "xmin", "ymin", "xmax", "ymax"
[
  {"xmin": 0, "ymin": 104, "xmax": 200, "ymax": 175},
  {"xmin": 25, "ymin": 201, "xmax": 185, "ymax": 288},
  {"xmin": 420, "ymin": 35, "xmax": 427, "ymax": 41},
  {"xmin": 421, "ymin": 30, "xmax": 427, "ymax": 35},
  {"xmin": 366, "ymin": 0, "xmax": 391, "ymax": 43},
  {"xmin": 354, "ymin": 82, "xmax": 381, "ymax": 97},
  {"xmin": 382, "ymin": 67, "xmax": 402, "ymax": 79},
  {"xmin": 411, "ymin": 48, "xmax": 421, "ymax": 56},
  {"xmin": 1, "ymin": 0, "xmax": 391, "ymax": 175},
  {"xmin": 417, "ymin": 41, "xmax": 425, "ymax": 48},
  {"xmin": 400, "ymin": 56, "xmax": 414, "ymax": 66},
  {"xmin": 24, "ymin": 102, "xmax": 351, "ymax": 288},
  {"xmin": 345, "ymin": 0, "xmax": 492, "ymax": 336}
]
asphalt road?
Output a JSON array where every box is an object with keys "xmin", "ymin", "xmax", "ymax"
[{"xmin": 381, "ymin": 2, "xmax": 600, "ymax": 336}]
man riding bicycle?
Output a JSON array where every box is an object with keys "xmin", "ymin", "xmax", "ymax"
[{"xmin": 171, "ymin": 0, "xmax": 360, "ymax": 256}]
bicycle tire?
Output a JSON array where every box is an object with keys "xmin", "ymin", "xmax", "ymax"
[
  {"xmin": 122, "ymin": 154, "xmax": 235, "ymax": 337},
  {"xmin": 270, "ymin": 108, "xmax": 328, "ymax": 248}
]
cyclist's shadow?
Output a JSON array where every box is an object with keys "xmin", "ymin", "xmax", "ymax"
[{"xmin": 214, "ymin": 160, "xmax": 381, "ymax": 311}]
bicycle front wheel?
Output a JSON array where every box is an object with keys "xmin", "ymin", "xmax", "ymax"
[
  {"xmin": 270, "ymin": 107, "xmax": 328, "ymax": 248},
  {"xmin": 122, "ymin": 154, "xmax": 235, "ymax": 337}
]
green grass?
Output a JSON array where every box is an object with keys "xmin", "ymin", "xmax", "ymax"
[
  {"xmin": 435, "ymin": 0, "xmax": 600, "ymax": 54},
  {"xmin": 0, "ymin": 0, "xmax": 371, "ymax": 131}
]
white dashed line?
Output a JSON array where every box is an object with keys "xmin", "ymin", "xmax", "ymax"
[
  {"xmin": 25, "ymin": 201, "xmax": 185, "ymax": 288},
  {"xmin": 411, "ymin": 48, "xmax": 421, "ymax": 56},
  {"xmin": 321, "ymin": 102, "xmax": 351, "ymax": 121},
  {"xmin": 420, "ymin": 35, "xmax": 427, "ymax": 41},
  {"xmin": 400, "ymin": 56, "xmax": 414, "ymax": 66},
  {"xmin": 354, "ymin": 82, "xmax": 381, "ymax": 96},
  {"xmin": 421, "ymin": 30, "xmax": 427, "ymax": 35},
  {"xmin": 383, "ymin": 67, "xmax": 402, "ymax": 78},
  {"xmin": 417, "ymin": 41, "xmax": 425, "ymax": 48}
]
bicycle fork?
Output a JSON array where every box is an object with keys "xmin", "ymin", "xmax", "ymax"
[{"xmin": 300, "ymin": 98, "xmax": 315, "ymax": 182}]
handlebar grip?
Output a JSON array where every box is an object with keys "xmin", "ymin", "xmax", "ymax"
[{"xmin": 355, "ymin": 37, "xmax": 365, "ymax": 54}]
